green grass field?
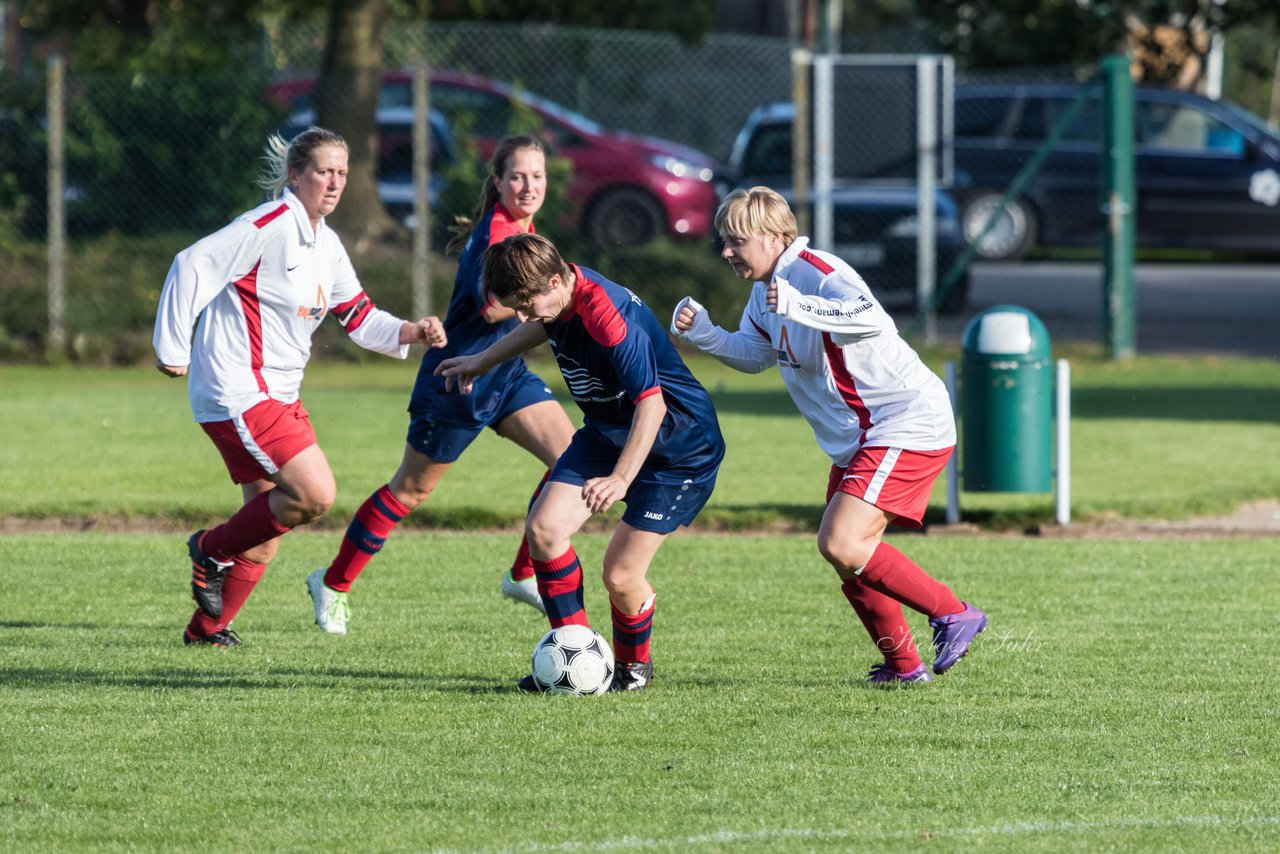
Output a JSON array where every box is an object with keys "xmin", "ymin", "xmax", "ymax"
[
  {"xmin": 2, "ymin": 352, "xmax": 1278, "ymax": 529},
  {"xmin": 3, "ymin": 532, "xmax": 1279, "ymax": 852},
  {"xmin": 2, "ymin": 354, "xmax": 1279, "ymax": 851}
]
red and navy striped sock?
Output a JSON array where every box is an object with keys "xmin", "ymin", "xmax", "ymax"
[
  {"xmin": 324, "ymin": 485, "xmax": 408, "ymax": 592},
  {"xmin": 533, "ymin": 547, "xmax": 588, "ymax": 627},
  {"xmin": 858, "ymin": 541, "xmax": 963, "ymax": 620},
  {"xmin": 611, "ymin": 597, "xmax": 655, "ymax": 665},
  {"xmin": 509, "ymin": 471, "xmax": 551, "ymax": 582},
  {"xmin": 201, "ymin": 490, "xmax": 290, "ymax": 561},
  {"xmin": 841, "ymin": 578, "xmax": 920, "ymax": 673}
]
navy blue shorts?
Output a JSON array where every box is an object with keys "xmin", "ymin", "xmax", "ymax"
[
  {"xmin": 551, "ymin": 428, "xmax": 721, "ymax": 534},
  {"xmin": 406, "ymin": 370, "xmax": 558, "ymax": 463}
]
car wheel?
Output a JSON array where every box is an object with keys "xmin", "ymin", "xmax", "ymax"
[
  {"xmin": 960, "ymin": 191, "xmax": 1038, "ymax": 260},
  {"xmin": 585, "ymin": 188, "xmax": 666, "ymax": 247}
]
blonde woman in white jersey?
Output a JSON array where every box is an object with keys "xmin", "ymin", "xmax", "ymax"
[
  {"xmin": 671, "ymin": 186, "xmax": 986, "ymax": 684},
  {"xmin": 153, "ymin": 126, "xmax": 447, "ymax": 647}
]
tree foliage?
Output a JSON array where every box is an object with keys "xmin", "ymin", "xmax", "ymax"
[
  {"xmin": 429, "ymin": 0, "xmax": 717, "ymax": 44},
  {"xmin": 915, "ymin": 0, "xmax": 1279, "ymax": 88}
]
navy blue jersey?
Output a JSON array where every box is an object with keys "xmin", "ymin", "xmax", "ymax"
[
  {"xmin": 545, "ymin": 265, "xmax": 723, "ymax": 471},
  {"xmin": 409, "ymin": 204, "xmax": 537, "ymax": 424}
]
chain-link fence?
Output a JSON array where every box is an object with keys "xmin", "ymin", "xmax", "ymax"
[{"xmin": 1, "ymin": 21, "xmax": 1136, "ymax": 363}]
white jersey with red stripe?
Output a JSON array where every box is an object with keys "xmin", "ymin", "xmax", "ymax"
[
  {"xmin": 153, "ymin": 189, "xmax": 409, "ymax": 423},
  {"xmin": 673, "ymin": 237, "xmax": 955, "ymax": 466}
]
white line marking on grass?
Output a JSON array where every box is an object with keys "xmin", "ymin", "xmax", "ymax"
[{"xmin": 432, "ymin": 815, "xmax": 1280, "ymax": 854}]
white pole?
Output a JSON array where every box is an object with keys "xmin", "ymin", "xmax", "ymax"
[
  {"xmin": 945, "ymin": 360, "xmax": 961, "ymax": 525},
  {"xmin": 813, "ymin": 54, "xmax": 834, "ymax": 251},
  {"xmin": 917, "ymin": 56, "xmax": 938, "ymax": 346},
  {"xmin": 1205, "ymin": 29, "xmax": 1225, "ymax": 101},
  {"xmin": 1055, "ymin": 358, "xmax": 1071, "ymax": 526}
]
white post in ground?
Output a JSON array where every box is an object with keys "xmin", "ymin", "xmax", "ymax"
[
  {"xmin": 1055, "ymin": 358, "xmax": 1071, "ymax": 526},
  {"xmin": 944, "ymin": 360, "xmax": 960, "ymax": 524}
]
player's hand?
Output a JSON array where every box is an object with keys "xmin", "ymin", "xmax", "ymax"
[
  {"xmin": 670, "ymin": 296, "xmax": 708, "ymax": 339},
  {"xmin": 155, "ymin": 361, "xmax": 187, "ymax": 378},
  {"xmin": 404, "ymin": 316, "xmax": 447, "ymax": 348},
  {"xmin": 582, "ymin": 474, "xmax": 627, "ymax": 515},
  {"xmin": 434, "ymin": 354, "xmax": 486, "ymax": 394},
  {"xmin": 673, "ymin": 304, "xmax": 697, "ymax": 334},
  {"xmin": 765, "ymin": 280, "xmax": 778, "ymax": 312}
]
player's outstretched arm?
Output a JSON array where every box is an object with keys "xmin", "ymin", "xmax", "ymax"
[
  {"xmin": 400, "ymin": 316, "xmax": 447, "ymax": 348},
  {"xmin": 435, "ymin": 320, "xmax": 547, "ymax": 394},
  {"xmin": 670, "ymin": 296, "xmax": 773, "ymax": 374}
]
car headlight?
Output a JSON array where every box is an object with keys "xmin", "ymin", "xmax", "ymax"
[{"xmin": 651, "ymin": 155, "xmax": 714, "ymax": 183}]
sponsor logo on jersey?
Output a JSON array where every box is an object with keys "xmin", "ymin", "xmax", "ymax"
[
  {"xmin": 776, "ymin": 325, "xmax": 801, "ymax": 369},
  {"xmin": 297, "ymin": 285, "xmax": 328, "ymax": 320}
]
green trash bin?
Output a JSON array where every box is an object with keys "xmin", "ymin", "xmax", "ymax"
[{"xmin": 960, "ymin": 305, "xmax": 1053, "ymax": 492}]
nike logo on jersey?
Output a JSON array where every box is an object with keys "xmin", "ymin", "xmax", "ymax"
[{"xmin": 287, "ymin": 264, "xmax": 299, "ymax": 272}]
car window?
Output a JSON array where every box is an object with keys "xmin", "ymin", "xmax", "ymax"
[
  {"xmin": 376, "ymin": 122, "xmax": 450, "ymax": 181},
  {"xmin": 741, "ymin": 123, "xmax": 792, "ymax": 177},
  {"xmin": 1138, "ymin": 102, "xmax": 1245, "ymax": 155},
  {"xmin": 955, "ymin": 97, "xmax": 1010, "ymax": 138},
  {"xmin": 430, "ymin": 86, "xmax": 514, "ymax": 138},
  {"xmin": 1010, "ymin": 96, "xmax": 1099, "ymax": 143}
]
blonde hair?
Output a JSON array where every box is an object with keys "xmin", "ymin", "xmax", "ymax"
[
  {"xmin": 257, "ymin": 126, "xmax": 348, "ymax": 199},
  {"xmin": 714, "ymin": 186, "xmax": 798, "ymax": 244},
  {"xmin": 481, "ymin": 232, "xmax": 568, "ymax": 304},
  {"xmin": 446, "ymin": 134, "xmax": 547, "ymax": 254}
]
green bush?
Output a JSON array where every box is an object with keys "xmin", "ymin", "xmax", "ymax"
[
  {"xmin": 2, "ymin": 232, "xmax": 744, "ymax": 365},
  {"xmin": 66, "ymin": 71, "xmax": 284, "ymax": 236}
]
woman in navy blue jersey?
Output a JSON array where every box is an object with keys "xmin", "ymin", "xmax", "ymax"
[
  {"xmin": 437, "ymin": 232, "xmax": 725, "ymax": 692},
  {"xmin": 308, "ymin": 136, "xmax": 577, "ymax": 634}
]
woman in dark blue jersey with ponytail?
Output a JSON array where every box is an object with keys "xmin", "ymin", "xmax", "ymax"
[{"xmin": 308, "ymin": 136, "xmax": 576, "ymax": 634}]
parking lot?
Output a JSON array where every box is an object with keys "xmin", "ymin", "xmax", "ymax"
[{"xmin": 895, "ymin": 261, "xmax": 1279, "ymax": 358}]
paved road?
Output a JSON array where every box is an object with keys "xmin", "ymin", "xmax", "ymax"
[{"xmin": 893, "ymin": 262, "xmax": 1278, "ymax": 358}]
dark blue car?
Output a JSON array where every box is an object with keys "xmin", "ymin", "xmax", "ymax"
[
  {"xmin": 727, "ymin": 101, "xmax": 970, "ymax": 313},
  {"xmin": 954, "ymin": 83, "xmax": 1280, "ymax": 259}
]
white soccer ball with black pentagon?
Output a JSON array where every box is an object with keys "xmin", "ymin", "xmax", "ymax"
[{"xmin": 530, "ymin": 624, "xmax": 615, "ymax": 695}]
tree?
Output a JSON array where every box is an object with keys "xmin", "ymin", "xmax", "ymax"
[
  {"xmin": 915, "ymin": 0, "xmax": 1279, "ymax": 90},
  {"xmin": 429, "ymin": 0, "xmax": 716, "ymax": 44},
  {"xmin": 314, "ymin": 0, "xmax": 402, "ymax": 250}
]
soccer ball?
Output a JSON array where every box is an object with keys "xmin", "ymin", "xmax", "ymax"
[{"xmin": 530, "ymin": 624, "xmax": 615, "ymax": 696}]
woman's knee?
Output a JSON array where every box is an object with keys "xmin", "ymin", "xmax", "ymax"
[{"xmin": 817, "ymin": 529, "xmax": 878, "ymax": 576}]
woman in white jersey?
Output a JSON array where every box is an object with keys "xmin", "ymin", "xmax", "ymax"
[
  {"xmin": 671, "ymin": 186, "xmax": 986, "ymax": 684},
  {"xmin": 153, "ymin": 126, "xmax": 447, "ymax": 648}
]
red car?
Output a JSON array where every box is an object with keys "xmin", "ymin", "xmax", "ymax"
[{"xmin": 268, "ymin": 70, "xmax": 723, "ymax": 246}]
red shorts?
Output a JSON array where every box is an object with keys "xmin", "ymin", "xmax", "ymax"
[
  {"xmin": 201, "ymin": 399, "xmax": 317, "ymax": 485},
  {"xmin": 826, "ymin": 445, "xmax": 954, "ymax": 528}
]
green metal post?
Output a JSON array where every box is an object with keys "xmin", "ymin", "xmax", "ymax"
[{"xmin": 1101, "ymin": 55, "xmax": 1136, "ymax": 359}]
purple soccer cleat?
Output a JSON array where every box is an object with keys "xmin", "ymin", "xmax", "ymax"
[
  {"xmin": 866, "ymin": 663, "xmax": 933, "ymax": 684},
  {"xmin": 929, "ymin": 602, "xmax": 987, "ymax": 674}
]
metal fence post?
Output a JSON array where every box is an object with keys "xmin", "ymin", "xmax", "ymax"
[
  {"xmin": 412, "ymin": 59, "xmax": 432, "ymax": 320},
  {"xmin": 1101, "ymin": 54, "xmax": 1136, "ymax": 359},
  {"xmin": 46, "ymin": 54, "xmax": 66, "ymax": 359}
]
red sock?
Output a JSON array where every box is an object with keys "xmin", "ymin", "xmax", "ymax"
[
  {"xmin": 324, "ymin": 485, "xmax": 409, "ymax": 592},
  {"xmin": 509, "ymin": 471, "xmax": 551, "ymax": 582},
  {"xmin": 610, "ymin": 597, "xmax": 655, "ymax": 664},
  {"xmin": 187, "ymin": 556, "xmax": 267, "ymax": 637},
  {"xmin": 201, "ymin": 491, "xmax": 290, "ymax": 561},
  {"xmin": 858, "ymin": 542, "xmax": 963, "ymax": 619},
  {"xmin": 841, "ymin": 578, "xmax": 920, "ymax": 672},
  {"xmin": 534, "ymin": 547, "xmax": 588, "ymax": 628}
]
